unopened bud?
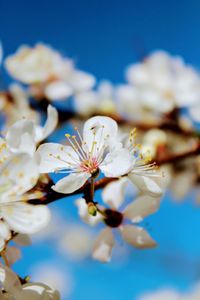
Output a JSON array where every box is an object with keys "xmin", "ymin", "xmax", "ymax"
[{"xmin": 88, "ymin": 202, "xmax": 97, "ymax": 216}]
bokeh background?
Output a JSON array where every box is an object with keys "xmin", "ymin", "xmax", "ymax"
[{"xmin": 1, "ymin": 1, "xmax": 200, "ymax": 299}]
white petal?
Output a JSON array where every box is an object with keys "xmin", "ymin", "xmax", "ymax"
[
  {"xmin": 102, "ymin": 178, "xmax": 128, "ymax": 209},
  {"xmin": 6, "ymin": 119, "xmax": 36, "ymax": 155},
  {"xmin": 52, "ymin": 172, "xmax": 90, "ymax": 194},
  {"xmin": 70, "ymin": 70, "xmax": 96, "ymax": 92},
  {"xmin": 120, "ymin": 225, "xmax": 157, "ymax": 249},
  {"xmin": 100, "ymin": 148, "xmax": 133, "ymax": 177},
  {"xmin": 128, "ymin": 173, "xmax": 163, "ymax": 197},
  {"xmin": 36, "ymin": 143, "xmax": 79, "ymax": 173},
  {"xmin": 0, "ymin": 238, "xmax": 5, "ymax": 251},
  {"xmin": 0, "ymin": 153, "xmax": 39, "ymax": 195},
  {"xmin": 123, "ymin": 195, "xmax": 161, "ymax": 222},
  {"xmin": 13, "ymin": 234, "xmax": 32, "ymax": 246},
  {"xmin": 2, "ymin": 203, "xmax": 51, "ymax": 234},
  {"xmin": 74, "ymin": 91, "xmax": 98, "ymax": 116},
  {"xmin": 92, "ymin": 227, "xmax": 115, "ymax": 263},
  {"xmin": 75, "ymin": 198, "xmax": 102, "ymax": 226},
  {"xmin": 19, "ymin": 283, "xmax": 60, "ymax": 300},
  {"xmin": 45, "ymin": 80, "xmax": 73, "ymax": 100},
  {"xmin": 0, "ymin": 221, "xmax": 10, "ymax": 240},
  {"xmin": 36, "ymin": 105, "xmax": 58, "ymax": 142},
  {"xmin": 5, "ymin": 246, "xmax": 21, "ymax": 265},
  {"xmin": 0, "ymin": 265, "xmax": 22, "ymax": 295},
  {"xmin": 83, "ymin": 116, "xmax": 118, "ymax": 152}
]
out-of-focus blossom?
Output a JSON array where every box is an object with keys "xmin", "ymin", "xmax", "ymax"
[
  {"xmin": 58, "ymin": 225, "xmax": 93, "ymax": 261},
  {"xmin": 6, "ymin": 104, "xmax": 58, "ymax": 156},
  {"xmin": 36, "ymin": 116, "xmax": 133, "ymax": 194},
  {"xmin": 3, "ymin": 84, "xmax": 40, "ymax": 128},
  {"xmin": 5, "ymin": 43, "xmax": 95, "ymax": 101},
  {"xmin": 74, "ymin": 81, "xmax": 116, "ymax": 116},
  {"xmin": 31, "ymin": 264, "xmax": 73, "ymax": 299},
  {"xmin": 77, "ymin": 188, "xmax": 160, "ymax": 262},
  {"xmin": 117, "ymin": 51, "xmax": 200, "ymax": 123},
  {"xmin": 137, "ymin": 283, "xmax": 200, "ymax": 300},
  {"xmin": 0, "ymin": 264, "xmax": 60, "ymax": 299},
  {"xmin": 0, "ymin": 153, "xmax": 50, "ymax": 250}
]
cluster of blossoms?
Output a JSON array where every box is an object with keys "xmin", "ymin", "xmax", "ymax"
[{"xmin": 0, "ymin": 42, "xmax": 199, "ymax": 298}]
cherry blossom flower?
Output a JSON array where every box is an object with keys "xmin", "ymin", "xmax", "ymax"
[
  {"xmin": 5, "ymin": 104, "xmax": 58, "ymax": 156},
  {"xmin": 36, "ymin": 116, "xmax": 133, "ymax": 194},
  {"xmin": 5, "ymin": 43, "xmax": 95, "ymax": 101},
  {"xmin": 3, "ymin": 83, "xmax": 40, "ymax": 128},
  {"xmin": 0, "ymin": 153, "xmax": 50, "ymax": 251},
  {"xmin": 76, "ymin": 184, "xmax": 160, "ymax": 262},
  {"xmin": 0, "ymin": 264, "xmax": 60, "ymax": 300},
  {"xmin": 115, "ymin": 129, "xmax": 164, "ymax": 197},
  {"xmin": 126, "ymin": 51, "xmax": 200, "ymax": 111}
]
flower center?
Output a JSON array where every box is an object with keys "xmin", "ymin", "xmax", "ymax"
[
  {"xmin": 104, "ymin": 209, "xmax": 123, "ymax": 228},
  {"xmin": 80, "ymin": 157, "xmax": 99, "ymax": 176}
]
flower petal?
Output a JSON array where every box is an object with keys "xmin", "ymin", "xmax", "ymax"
[
  {"xmin": 123, "ymin": 195, "xmax": 161, "ymax": 222},
  {"xmin": 20, "ymin": 283, "xmax": 60, "ymax": 300},
  {"xmin": 75, "ymin": 198, "xmax": 102, "ymax": 226},
  {"xmin": 102, "ymin": 178, "xmax": 128, "ymax": 209},
  {"xmin": 52, "ymin": 172, "xmax": 90, "ymax": 194},
  {"xmin": 120, "ymin": 225, "xmax": 157, "ymax": 249},
  {"xmin": 44, "ymin": 81, "xmax": 73, "ymax": 100},
  {"xmin": 0, "ymin": 153, "xmax": 39, "ymax": 195},
  {"xmin": 36, "ymin": 105, "xmax": 58, "ymax": 142},
  {"xmin": 70, "ymin": 70, "xmax": 96, "ymax": 92},
  {"xmin": 36, "ymin": 143, "xmax": 79, "ymax": 173},
  {"xmin": 2, "ymin": 203, "xmax": 51, "ymax": 234},
  {"xmin": 6, "ymin": 119, "xmax": 36, "ymax": 155},
  {"xmin": 100, "ymin": 148, "xmax": 133, "ymax": 177},
  {"xmin": 0, "ymin": 265, "xmax": 22, "ymax": 295},
  {"xmin": 0, "ymin": 221, "xmax": 10, "ymax": 241},
  {"xmin": 92, "ymin": 227, "xmax": 115, "ymax": 263},
  {"xmin": 83, "ymin": 116, "xmax": 118, "ymax": 153},
  {"xmin": 128, "ymin": 173, "xmax": 163, "ymax": 196}
]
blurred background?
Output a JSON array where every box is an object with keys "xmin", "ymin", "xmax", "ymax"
[{"xmin": 1, "ymin": 0, "xmax": 200, "ymax": 299}]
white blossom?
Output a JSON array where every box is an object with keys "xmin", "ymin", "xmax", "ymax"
[
  {"xmin": 0, "ymin": 264, "xmax": 60, "ymax": 300},
  {"xmin": 6, "ymin": 104, "xmax": 58, "ymax": 156},
  {"xmin": 36, "ymin": 116, "xmax": 133, "ymax": 194},
  {"xmin": 5, "ymin": 43, "xmax": 95, "ymax": 101},
  {"xmin": 77, "ymin": 182, "xmax": 160, "ymax": 262},
  {"xmin": 0, "ymin": 153, "xmax": 50, "ymax": 250}
]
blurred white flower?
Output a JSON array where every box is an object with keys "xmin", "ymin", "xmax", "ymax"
[
  {"xmin": 0, "ymin": 264, "xmax": 60, "ymax": 299},
  {"xmin": 74, "ymin": 80, "xmax": 116, "ymax": 116},
  {"xmin": 126, "ymin": 51, "xmax": 200, "ymax": 110},
  {"xmin": 0, "ymin": 153, "xmax": 50, "ymax": 250},
  {"xmin": 77, "ymin": 187, "xmax": 160, "ymax": 262},
  {"xmin": 31, "ymin": 263, "xmax": 73, "ymax": 299},
  {"xmin": 6, "ymin": 104, "xmax": 58, "ymax": 156},
  {"xmin": 137, "ymin": 282, "xmax": 200, "ymax": 300},
  {"xmin": 5, "ymin": 43, "xmax": 95, "ymax": 101},
  {"xmin": 5, "ymin": 83, "xmax": 40, "ymax": 127},
  {"xmin": 36, "ymin": 116, "xmax": 133, "ymax": 194},
  {"xmin": 58, "ymin": 225, "xmax": 93, "ymax": 261}
]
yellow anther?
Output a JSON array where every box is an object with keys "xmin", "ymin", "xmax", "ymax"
[
  {"xmin": 72, "ymin": 135, "xmax": 76, "ymax": 139},
  {"xmin": 18, "ymin": 172, "xmax": 24, "ymax": 178},
  {"xmin": 65, "ymin": 134, "xmax": 71, "ymax": 138}
]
